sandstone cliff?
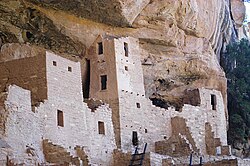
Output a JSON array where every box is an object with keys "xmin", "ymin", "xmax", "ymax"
[{"xmin": 0, "ymin": 0, "xmax": 245, "ymax": 111}]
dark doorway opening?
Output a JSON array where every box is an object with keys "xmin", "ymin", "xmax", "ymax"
[
  {"xmin": 132, "ymin": 131, "xmax": 138, "ymax": 146},
  {"xmin": 84, "ymin": 59, "xmax": 90, "ymax": 98}
]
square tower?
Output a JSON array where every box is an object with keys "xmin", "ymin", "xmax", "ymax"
[{"xmin": 87, "ymin": 35, "xmax": 145, "ymax": 103}]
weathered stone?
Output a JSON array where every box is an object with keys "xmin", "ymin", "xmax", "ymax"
[{"xmin": 231, "ymin": 0, "xmax": 246, "ymax": 28}]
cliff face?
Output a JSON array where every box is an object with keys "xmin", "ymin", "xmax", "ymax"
[{"xmin": 0, "ymin": 0, "xmax": 245, "ymax": 109}]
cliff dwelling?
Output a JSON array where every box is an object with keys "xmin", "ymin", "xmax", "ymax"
[
  {"xmin": 0, "ymin": 0, "xmax": 250, "ymax": 165},
  {"xmin": 0, "ymin": 35, "xmax": 239, "ymax": 166}
]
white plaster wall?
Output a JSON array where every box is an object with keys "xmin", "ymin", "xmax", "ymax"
[
  {"xmin": 171, "ymin": 105, "xmax": 207, "ymax": 153},
  {"xmin": 114, "ymin": 37, "xmax": 145, "ymax": 95},
  {"xmin": 199, "ymin": 88, "xmax": 227, "ymax": 145},
  {"xmin": 4, "ymin": 84, "xmax": 116, "ymax": 165},
  {"xmin": 119, "ymin": 91, "xmax": 172, "ymax": 152},
  {"xmin": 118, "ymin": 88, "xmax": 227, "ymax": 155},
  {"xmin": 170, "ymin": 88, "xmax": 228, "ymax": 154},
  {"xmin": 44, "ymin": 51, "xmax": 89, "ymax": 150},
  {"xmin": 86, "ymin": 104, "xmax": 117, "ymax": 165},
  {"xmin": 4, "ymin": 85, "xmax": 45, "ymax": 165},
  {"xmin": 38, "ymin": 100, "xmax": 88, "ymax": 151},
  {"xmin": 46, "ymin": 51, "xmax": 84, "ymax": 104},
  {"xmin": 44, "ymin": 52, "xmax": 116, "ymax": 165}
]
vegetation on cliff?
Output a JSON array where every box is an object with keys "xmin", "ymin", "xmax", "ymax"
[{"xmin": 223, "ymin": 39, "xmax": 250, "ymax": 148}]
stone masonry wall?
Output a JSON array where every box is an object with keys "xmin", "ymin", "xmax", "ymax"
[
  {"xmin": 46, "ymin": 51, "xmax": 84, "ymax": 104},
  {"xmin": 119, "ymin": 91, "xmax": 172, "ymax": 152},
  {"xmin": 44, "ymin": 51, "xmax": 116, "ymax": 165},
  {"xmin": 118, "ymin": 88, "xmax": 227, "ymax": 156},
  {"xmin": 170, "ymin": 88, "xmax": 227, "ymax": 154},
  {"xmin": 0, "ymin": 54, "xmax": 47, "ymax": 107},
  {"xmin": 4, "ymin": 85, "xmax": 45, "ymax": 165},
  {"xmin": 88, "ymin": 35, "xmax": 119, "ymax": 101},
  {"xmin": 1, "ymin": 51, "xmax": 117, "ymax": 165},
  {"xmin": 3, "ymin": 84, "xmax": 116, "ymax": 165},
  {"xmin": 114, "ymin": 37, "xmax": 145, "ymax": 95}
]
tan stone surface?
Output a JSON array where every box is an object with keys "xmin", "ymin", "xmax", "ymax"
[
  {"xmin": 231, "ymin": 0, "xmax": 246, "ymax": 28},
  {"xmin": 0, "ymin": 54, "xmax": 47, "ymax": 107},
  {"xmin": 0, "ymin": 0, "xmax": 238, "ymax": 109}
]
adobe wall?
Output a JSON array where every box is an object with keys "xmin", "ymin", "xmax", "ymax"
[
  {"xmin": 87, "ymin": 36, "xmax": 119, "ymax": 101},
  {"xmin": 0, "ymin": 54, "xmax": 47, "ymax": 107}
]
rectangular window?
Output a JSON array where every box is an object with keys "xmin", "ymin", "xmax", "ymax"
[
  {"xmin": 68, "ymin": 66, "xmax": 72, "ymax": 72},
  {"xmin": 211, "ymin": 94, "xmax": 217, "ymax": 110},
  {"xmin": 98, "ymin": 121, "xmax": 105, "ymax": 135},
  {"xmin": 53, "ymin": 61, "xmax": 57, "ymax": 66},
  {"xmin": 101, "ymin": 75, "xmax": 107, "ymax": 90},
  {"xmin": 57, "ymin": 110, "xmax": 64, "ymax": 127},
  {"xmin": 125, "ymin": 66, "xmax": 128, "ymax": 71},
  {"xmin": 136, "ymin": 103, "xmax": 140, "ymax": 108},
  {"xmin": 98, "ymin": 42, "xmax": 103, "ymax": 55},
  {"xmin": 124, "ymin": 42, "xmax": 128, "ymax": 57}
]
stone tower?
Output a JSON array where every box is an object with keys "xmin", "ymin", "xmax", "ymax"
[{"xmin": 87, "ymin": 35, "xmax": 145, "ymax": 147}]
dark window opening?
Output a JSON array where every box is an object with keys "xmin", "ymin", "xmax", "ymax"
[
  {"xmin": 145, "ymin": 129, "xmax": 148, "ymax": 133},
  {"xmin": 68, "ymin": 66, "xmax": 72, "ymax": 72},
  {"xmin": 57, "ymin": 110, "xmax": 64, "ymax": 127},
  {"xmin": 83, "ymin": 59, "xmax": 90, "ymax": 98},
  {"xmin": 125, "ymin": 66, "xmax": 128, "ymax": 71},
  {"xmin": 98, "ymin": 121, "xmax": 105, "ymax": 135},
  {"xmin": 136, "ymin": 103, "xmax": 140, "ymax": 108},
  {"xmin": 101, "ymin": 75, "xmax": 107, "ymax": 90},
  {"xmin": 26, "ymin": 31, "xmax": 33, "ymax": 39},
  {"xmin": 211, "ymin": 94, "xmax": 217, "ymax": 110},
  {"xmin": 98, "ymin": 42, "xmax": 103, "ymax": 55},
  {"xmin": 124, "ymin": 42, "xmax": 128, "ymax": 57},
  {"xmin": 53, "ymin": 61, "xmax": 57, "ymax": 66},
  {"xmin": 132, "ymin": 131, "xmax": 138, "ymax": 146}
]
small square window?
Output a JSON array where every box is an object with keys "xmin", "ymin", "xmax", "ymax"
[
  {"xmin": 68, "ymin": 66, "xmax": 72, "ymax": 72},
  {"xmin": 136, "ymin": 103, "xmax": 140, "ymax": 108},
  {"xmin": 98, "ymin": 42, "xmax": 103, "ymax": 55},
  {"xmin": 98, "ymin": 121, "xmax": 105, "ymax": 135},
  {"xmin": 53, "ymin": 61, "xmax": 57, "ymax": 66},
  {"xmin": 57, "ymin": 110, "xmax": 64, "ymax": 127},
  {"xmin": 125, "ymin": 66, "xmax": 128, "ymax": 71}
]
